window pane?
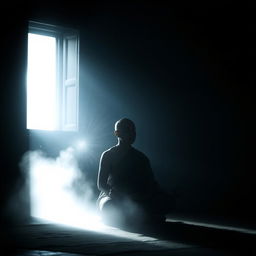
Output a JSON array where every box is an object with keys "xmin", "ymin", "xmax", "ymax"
[
  {"xmin": 27, "ymin": 33, "xmax": 57, "ymax": 130},
  {"xmin": 65, "ymin": 85, "xmax": 77, "ymax": 125},
  {"xmin": 66, "ymin": 37, "xmax": 76, "ymax": 79}
]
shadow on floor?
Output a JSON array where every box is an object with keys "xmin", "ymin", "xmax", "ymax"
[{"xmin": 113, "ymin": 219, "xmax": 256, "ymax": 254}]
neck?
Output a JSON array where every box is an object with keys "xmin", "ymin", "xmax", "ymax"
[{"xmin": 117, "ymin": 139, "xmax": 132, "ymax": 148}]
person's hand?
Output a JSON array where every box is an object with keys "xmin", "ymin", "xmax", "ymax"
[{"xmin": 108, "ymin": 188, "xmax": 119, "ymax": 200}]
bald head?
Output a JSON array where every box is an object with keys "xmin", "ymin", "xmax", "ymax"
[
  {"xmin": 115, "ymin": 118, "xmax": 135, "ymax": 131},
  {"xmin": 114, "ymin": 118, "xmax": 136, "ymax": 145}
]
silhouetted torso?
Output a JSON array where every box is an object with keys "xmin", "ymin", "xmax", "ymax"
[{"xmin": 103, "ymin": 145, "xmax": 157, "ymax": 201}]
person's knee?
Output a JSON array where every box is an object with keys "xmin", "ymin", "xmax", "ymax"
[{"xmin": 100, "ymin": 200, "xmax": 125, "ymax": 226}]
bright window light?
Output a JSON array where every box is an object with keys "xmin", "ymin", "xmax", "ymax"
[
  {"xmin": 27, "ymin": 33, "xmax": 57, "ymax": 130},
  {"xmin": 26, "ymin": 21, "xmax": 80, "ymax": 131}
]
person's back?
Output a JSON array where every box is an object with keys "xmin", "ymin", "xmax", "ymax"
[{"xmin": 100, "ymin": 145, "xmax": 157, "ymax": 201}]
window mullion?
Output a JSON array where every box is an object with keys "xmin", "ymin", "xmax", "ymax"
[{"xmin": 56, "ymin": 35, "xmax": 63, "ymax": 130}]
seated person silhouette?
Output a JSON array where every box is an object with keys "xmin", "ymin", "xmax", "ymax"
[{"xmin": 97, "ymin": 118, "xmax": 174, "ymax": 227}]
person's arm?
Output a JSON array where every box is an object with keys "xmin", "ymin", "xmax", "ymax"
[
  {"xmin": 143, "ymin": 156, "xmax": 161, "ymax": 192},
  {"xmin": 97, "ymin": 151, "xmax": 112, "ymax": 195}
]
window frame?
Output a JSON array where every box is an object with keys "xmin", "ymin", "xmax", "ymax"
[{"xmin": 27, "ymin": 21, "xmax": 80, "ymax": 131}]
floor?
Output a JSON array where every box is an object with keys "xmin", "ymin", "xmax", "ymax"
[{"xmin": 2, "ymin": 216, "xmax": 256, "ymax": 256}]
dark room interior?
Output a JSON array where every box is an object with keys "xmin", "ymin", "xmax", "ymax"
[{"xmin": 0, "ymin": 2, "xmax": 255, "ymax": 256}]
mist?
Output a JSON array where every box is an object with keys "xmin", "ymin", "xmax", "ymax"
[{"xmin": 20, "ymin": 147, "xmax": 103, "ymax": 230}]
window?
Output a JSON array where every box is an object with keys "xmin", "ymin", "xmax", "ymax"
[{"xmin": 27, "ymin": 21, "xmax": 79, "ymax": 131}]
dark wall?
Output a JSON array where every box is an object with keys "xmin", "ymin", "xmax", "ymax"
[
  {"xmin": 1, "ymin": 9, "xmax": 30, "ymax": 248},
  {"xmin": 1, "ymin": 2, "xmax": 254, "ymax": 229}
]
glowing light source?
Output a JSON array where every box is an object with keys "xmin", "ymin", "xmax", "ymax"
[
  {"xmin": 27, "ymin": 33, "xmax": 57, "ymax": 130},
  {"xmin": 75, "ymin": 140, "xmax": 87, "ymax": 151}
]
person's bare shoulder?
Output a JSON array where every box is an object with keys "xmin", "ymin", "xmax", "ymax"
[
  {"xmin": 101, "ymin": 146, "xmax": 118, "ymax": 159},
  {"xmin": 132, "ymin": 147, "xmax": 150, "ymax": 163},
  {"xmin": 133, "ymin": 147, "xmax": 148, "ymax": 158}
]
